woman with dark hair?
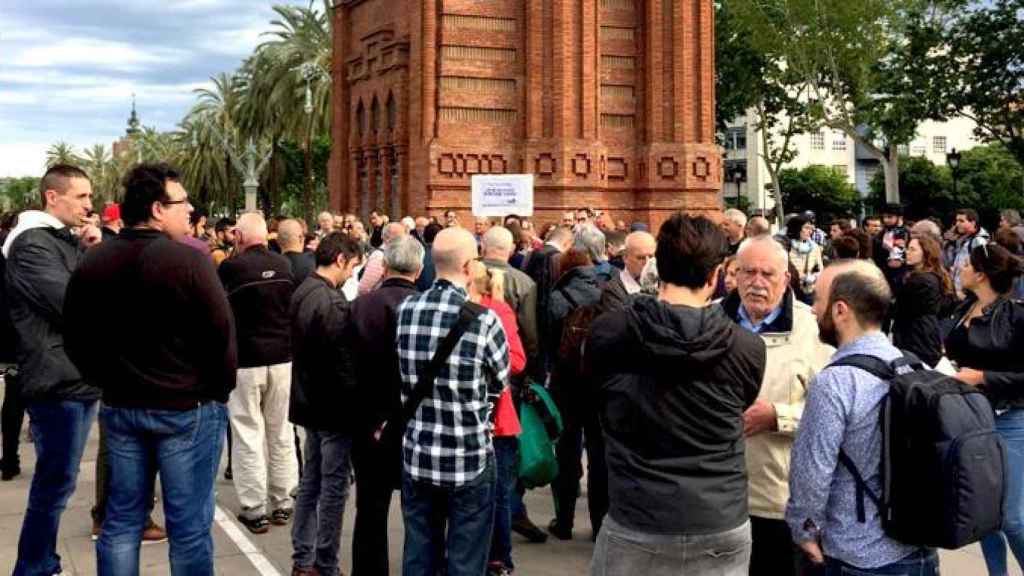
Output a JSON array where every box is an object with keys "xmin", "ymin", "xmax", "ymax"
[
  {"xmin": 891, "ymin": 234, "xmax": 955, "ymax": 367},
  {"xmin": 995, "ymin": 227, "xmax": 1024, "ymax": 299},
  {"xmin": 944, "ymin": 242, "xmax": 1024, "ymax": 576},
  {"xmin": 786, "ymin": 216, "xmax": 823, "ymax": 304},
  {"xmin": 844, "ymin": 228, "xmax": 873, "ymax": 260}
]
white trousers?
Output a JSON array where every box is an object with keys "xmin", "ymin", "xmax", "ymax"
[{"xmin": 227, "ymin": 363, "xmax": 297, "ymax": 518}]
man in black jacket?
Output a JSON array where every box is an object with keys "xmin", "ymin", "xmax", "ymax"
[
  {"xmin": 348, "ymin": 234, "xmax": 423, "ymax": 576},
  {"xmin": 587, "ymin": 214, "xmax": 766, "ymax": 576},
  {"xmin": 64, "ymin": 162, "xmax": 237, "ymax": 574},
  {"xmin": 289, "ymin": 232, "xmax": 363, "ymax": 576},
  {"xmin": 599, "ymin": 230, "xmax": 655, "ymax": 314},
  {"xmin": 218, "ymin": 211, "xmax": 297, "ymax": 533},
  {"xmin": 4, "ymin": 164, "xmax": 102, "ymax": 575},
  {"xmin": 278, "ymin": 218, "xmax": 315, "ymax": 285}
]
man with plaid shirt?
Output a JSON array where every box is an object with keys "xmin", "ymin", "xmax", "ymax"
[{"xmin": 396, "ymin": 226, "xmax": 510, "ymax": 576}]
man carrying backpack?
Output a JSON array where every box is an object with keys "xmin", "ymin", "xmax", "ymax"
[{"xmin": 786, "ymin": 260, "xmax": 939, "ymax": 574}]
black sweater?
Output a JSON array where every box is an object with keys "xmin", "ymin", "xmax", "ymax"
[
  {"xmin": 218, "ymin": 245, "xmax": 294, "ymax": 368},
  {"xmin": 64, "ymin": 228, "xmax": 237, "ymax": 410},
  {"xmin": 891, "ymin": 271, "xmax": 945, "ymax": 367}
]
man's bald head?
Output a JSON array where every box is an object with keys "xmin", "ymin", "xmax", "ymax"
[
  {"xmin": 382, "ymin": 222, "xmax": 407, "ymax": 244},
  {"xmin": 432, "ymin": 227, "xmax": 478, "ymax": 284},
  {"xmin": 236, "ymin": 212, "xmax": 268, "ymax": 250},
  {"xmin": 623, "ymin": 231, "xmax": 656, "ymax": 279},
  {"xmin": 481, "ymin": 226, "xmax": 514, "ymax": 261},
  {"xmin": 277, "ymin": 219, "xmax": 304, "ymax": 252}
]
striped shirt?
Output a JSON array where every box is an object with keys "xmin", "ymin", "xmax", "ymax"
[{"xmin": 396, "ymin": 279, "xmax": 510, "ymax": 487}]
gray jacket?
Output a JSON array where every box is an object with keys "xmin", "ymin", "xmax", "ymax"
[{"xmin": 483, "ymin": 258, "xmax": 539, "ymax": 360}]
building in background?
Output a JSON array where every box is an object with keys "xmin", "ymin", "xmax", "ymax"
[
  {"xmin": 328, "ymin": 0, "xmax": 722, "ymax": 227},
  {"xmin": 112, "ymin": 95, "xmax": 142, "ymax": 159},
  {"xmin": 723, "ymin": 112, "xmax": 979, "ymax": 213}
]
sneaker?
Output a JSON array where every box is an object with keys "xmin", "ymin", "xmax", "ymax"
[
  {"xmin": 270, "ymin": 508, "xmax": 293, "ymax": 526},
  {"xmin": 142, "ymin": 522, "xmax": 168, "ymax": 544},
  {"xmin": 511, "ymin": 513, "xmax": 548, "ymax": 543},
  {"xmin": 238, "ymin": 514, "xmax": 271, "ymax": 534},
  {"xmin": 547, "ymin": 518, "xmax": 572, "ymax": 541}
]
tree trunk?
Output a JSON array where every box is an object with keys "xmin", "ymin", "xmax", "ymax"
[
  {"xmin": 884, "ymin": 146, "xmax": 901, "ymax": 206},
  {"xmin": 303, "ymin": 129, "xmax": 313, "ymax": 223}
]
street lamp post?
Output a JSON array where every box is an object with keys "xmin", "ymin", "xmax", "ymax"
[
  {"xmin": 732, "ymin": 167, "xmax": 746, "ymax": 208},
  {"xmin": 207, "ymin": 128, "xmax": 272, "ymax": 213},
  {"xmin": 947, "ymin": 148, "xmax": 962, "ymax": 198}
]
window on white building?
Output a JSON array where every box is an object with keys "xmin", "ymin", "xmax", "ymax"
[
  {"xmin": 912, "ymin": 144, "xmax": 927, "ymax": 156},
  {"xmin": 832, "ymin": 136, "xmax": 847, "ymax": 151},
  {"xmin": 810, "ymin": 132, "xmax": 825, "ymax": 150},
  {"xmin": 933, "ymin": 136, "xmax": 947, "ymax": 153},
  {"xmin": 725, "ymin": 128, "xmax": 746, "ymax": 151}
]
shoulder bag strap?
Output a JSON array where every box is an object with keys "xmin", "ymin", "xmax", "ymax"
[{"xmin": 397, "ymin": 301, "xmax": 485, "ymax": 427}]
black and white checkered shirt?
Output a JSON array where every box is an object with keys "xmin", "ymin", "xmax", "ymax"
[{"xmin": 396, "ymin": 279, "xmax": 510, "ymax": 487}]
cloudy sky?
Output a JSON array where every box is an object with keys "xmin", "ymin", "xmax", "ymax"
[{"xmin": 0, "ymin": 0, "xmax": 310, "ymax": 177}]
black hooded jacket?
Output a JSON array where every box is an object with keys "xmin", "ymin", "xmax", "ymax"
[{"xmin": 587, "ymin": 296, "xmax": 766, "ymax": 535}]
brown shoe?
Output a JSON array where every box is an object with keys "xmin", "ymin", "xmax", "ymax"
[
  {"xmin": 91, "ymin": 518, "xmax": 102, "ymax": 542},
  {"xmin": 142, "ymin": 522, "xmax": 168, "ymax": 544}
]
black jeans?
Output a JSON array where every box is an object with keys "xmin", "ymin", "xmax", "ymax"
[
  {"xmin": 551, "ymin": 394, "xmax": 607, "ymax": 535},
  {"xmin": 351, "ymin": 429, "xmax": 396, "ymax": 576},
  {"xmin": 750, "ymin": 516, "xmax": 824, "ymax": 576},
  {"xmin": 1, "ymin": 369, "xmax": 24, "ymax": 472}
]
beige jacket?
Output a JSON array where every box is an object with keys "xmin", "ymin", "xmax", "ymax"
[{"xmin": 727, "ymin": 293, "xmax": 834, "ymax": 519}]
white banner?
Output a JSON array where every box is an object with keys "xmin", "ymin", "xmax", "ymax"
[{"xmin": 471, "ymin": 174, "xmax": 534, "ymax": 217}]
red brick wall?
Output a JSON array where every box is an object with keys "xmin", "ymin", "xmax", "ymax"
[{"xmin": 328, "ymin": 0, "xmax": 723, "ymax": 229}]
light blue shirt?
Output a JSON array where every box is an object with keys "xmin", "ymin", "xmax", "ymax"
[
  {"xmin": 738, "ymin": 304, "xmax": 782, "ymax": 334},
  {"xmin": 785, "ymin": 332, "xmax": 923, "ymax": 569}
]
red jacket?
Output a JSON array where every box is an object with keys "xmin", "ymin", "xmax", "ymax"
[{"xmin": 481, "ymin": 296, "xmax": 526, "ymax": 376}]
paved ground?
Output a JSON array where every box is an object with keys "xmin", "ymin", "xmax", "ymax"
[{"xmin": 0, "ymin": 419, "xmax": 1013, "ymax": 575}]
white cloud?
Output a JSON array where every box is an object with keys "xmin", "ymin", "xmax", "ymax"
[{"xmin": 12, "ymin": 38, "xmax": 188, "ymax": 73}]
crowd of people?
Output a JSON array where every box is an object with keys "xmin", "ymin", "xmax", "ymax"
[{"xmin": 0, "ymin": 161, "xmax": 1023, "ymax": 576}]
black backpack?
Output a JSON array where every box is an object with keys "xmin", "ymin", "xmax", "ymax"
[{"xmin": 833, "ymin": 354, "xmax": 1006, "ymax": 549}]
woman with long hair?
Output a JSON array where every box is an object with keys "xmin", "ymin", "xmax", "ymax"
[
  {"xmin": 944, "ymin": 242, "xmax": 1024, "ymax": 576},
  {"xmin": 891, "ymin": 233, "xmax": 954, "ymax": 367},
  {"xmin": 467, "ymin": 261, "xmax": 526, "ymax": 576},
  {"xmin": 786, "ymin": 216, "xmax": 824, "ymax": 304}
]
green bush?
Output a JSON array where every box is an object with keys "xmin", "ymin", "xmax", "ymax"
[{"xmin": 778, "ymin": 165, "xmax": 862, "ymax": 221}]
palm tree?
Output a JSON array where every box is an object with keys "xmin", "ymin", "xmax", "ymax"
[
  {"xmin": 46, "ymin": 141, "xmax": 81, "ymax": 168},
  {"xmin": 185, "ymin": 72, "xmax": 246, "ymax": 213},
  {"xmin": 247, "ymin": 1, "xmax": 333, "ymax": 219},
  {"xmin": 81, "ymin": 144, "xmax": 117, "ymax": 202}
]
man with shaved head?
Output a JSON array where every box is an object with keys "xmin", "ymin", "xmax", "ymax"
[
  {"xmin": 482, "ymin": 226, "xmax": 539, "ymax": 361},
  {"xmin": 278, "ymin": 219, "xmax": 314, "ymax": 285},
  {"xmin": 396, "ymin": 226, "xmax": 511, "ymax": 576},
  {"xmin": 600, "ymin": 230, "xmax": 656, "ymax": 313},
  {"xmin": 720, "ymin": 235, "xmax": 833, "ymax": 575},
  {"xmin": 358, "ymin": 221, "xmax": 408, "ymax": 296},
  {"xmin": 787, "ymin": 260, "xmax": 937, "ymax": 574},
  {"xmin": 218, "ymin": 211, "xmax": 298, "ymax": 534}
]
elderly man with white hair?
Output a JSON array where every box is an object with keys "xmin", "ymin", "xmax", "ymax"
[
  {"xmin": 575, "ymin": 223, "xmax": 613, "ymax": 281},
  {"xmin": 316, "ymin": 211, "xmax": 334, "ymax": 239},
  {"xmin": 358, "ymin": 221, "xmax": 408, "ymax": 296},
  {"xmin": 217, "ymin": 212, "xmax": 298, "ymax": 533},
  {"xmin": 718, "ymin": 234, "xmax": 833, "ymax": 576},
  {"xmin": 722, "ymin": 208, "xmax": 749, "ymax": 254}
]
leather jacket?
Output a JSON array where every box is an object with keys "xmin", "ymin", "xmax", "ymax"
[{"xmin": 945, "ymin": 294, "xmax": 1024, "ymax": 410}]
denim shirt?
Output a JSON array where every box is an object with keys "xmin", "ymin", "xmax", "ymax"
[{"xmin": 785, "ymin": 332, "xmax": 921, "ymax": 569}]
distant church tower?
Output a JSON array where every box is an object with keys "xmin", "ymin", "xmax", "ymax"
[{"xmin": 113, "ymin": 94, "xmax": 142, "ymax": 158}]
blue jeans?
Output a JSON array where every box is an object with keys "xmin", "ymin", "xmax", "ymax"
[
  {"xmin": 490, "ymin": 437, "xmax": 518, "ymax": 569},
  {"xmin": 823, "ymin": 549, "xmax": 938, "ymax": 575},
  {"xmin": 401, "ymin": 458, "xmax": 496, "ymax": 576},
  {"xmin": 982, "ymin": 408, "xmax": 1024, "ymax": 576},
  {"xmin": 291, "ymin": 429, "xmax": 353, "ymax": 574},
  {"xmin": 96, "ymin": 402, "xmax": 227, "ymax": 576},
  {"xmin": 14, "ymin": 400, "xmax": 97, "ymax": 576}
]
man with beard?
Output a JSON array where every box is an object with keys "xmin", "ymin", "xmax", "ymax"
[
  {"xmin": 719, "ymin": 235, "xmax": 833, "ymax": 575},
  {"xmin": 786, "ymin": 260, "xmax": 938, "ymax": 574}
]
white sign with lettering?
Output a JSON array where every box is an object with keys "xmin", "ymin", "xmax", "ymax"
[{"xmin": 471, "ymin": 174, "xmax": 534, "ymax": 217}]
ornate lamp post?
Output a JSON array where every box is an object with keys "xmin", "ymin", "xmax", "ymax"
[
  {"xmin": 947, "ymin": 148, "xmax": 962, "ymax": 198},
  {"xmin": 208, "ymin": 128, "xmax": 272, "ymax": 213},
  {"xmin": 732, "ymin": 166, "xmax": 746, "ymax": 207}
]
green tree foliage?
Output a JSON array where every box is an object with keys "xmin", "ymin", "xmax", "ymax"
[
  {"xmin": 0, "ymin": 177, "xmax": 41, "ymax": 212},
  {"xmin": 45, "ymin": 142, "xmax": 80, "ymax": 168},
  {"xmin": 868, "ymin": 145, "xmax": 1024, "ymax": 227},
  {"xmin": 778, "ymin": 165, "xmax": 862, "ymax": 220},
  {"xmin": 939, "ymin": 0, "xmax": 1024, "ymax": 166}
]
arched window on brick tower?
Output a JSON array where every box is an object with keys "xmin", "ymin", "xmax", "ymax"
[
  {"xmin": 386, "ymin": 92, "xmax": 396, "ymax": 132},
  {"xmin": 370, "ymin": 97, "xmax": 380, "ymax": 134},
  {"xmin": 355, "ymin": 100, "xmax": 365, "ymax": 139},
  {"xmin": 389, "ymin": 147, "xmax": 400, "ymax": 218},
  {"xmin": 357, "ymin": 154, "xmax": 369, "ymax": 222}
]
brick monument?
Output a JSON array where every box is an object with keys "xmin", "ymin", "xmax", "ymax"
[{"xmin": 328, "ymin": 0, "xmax": 722, "ymax": 227}]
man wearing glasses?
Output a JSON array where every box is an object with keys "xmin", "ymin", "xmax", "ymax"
[{"xmin": 64, "ymin": 163, "xmax": 237, "ymax": 575}]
